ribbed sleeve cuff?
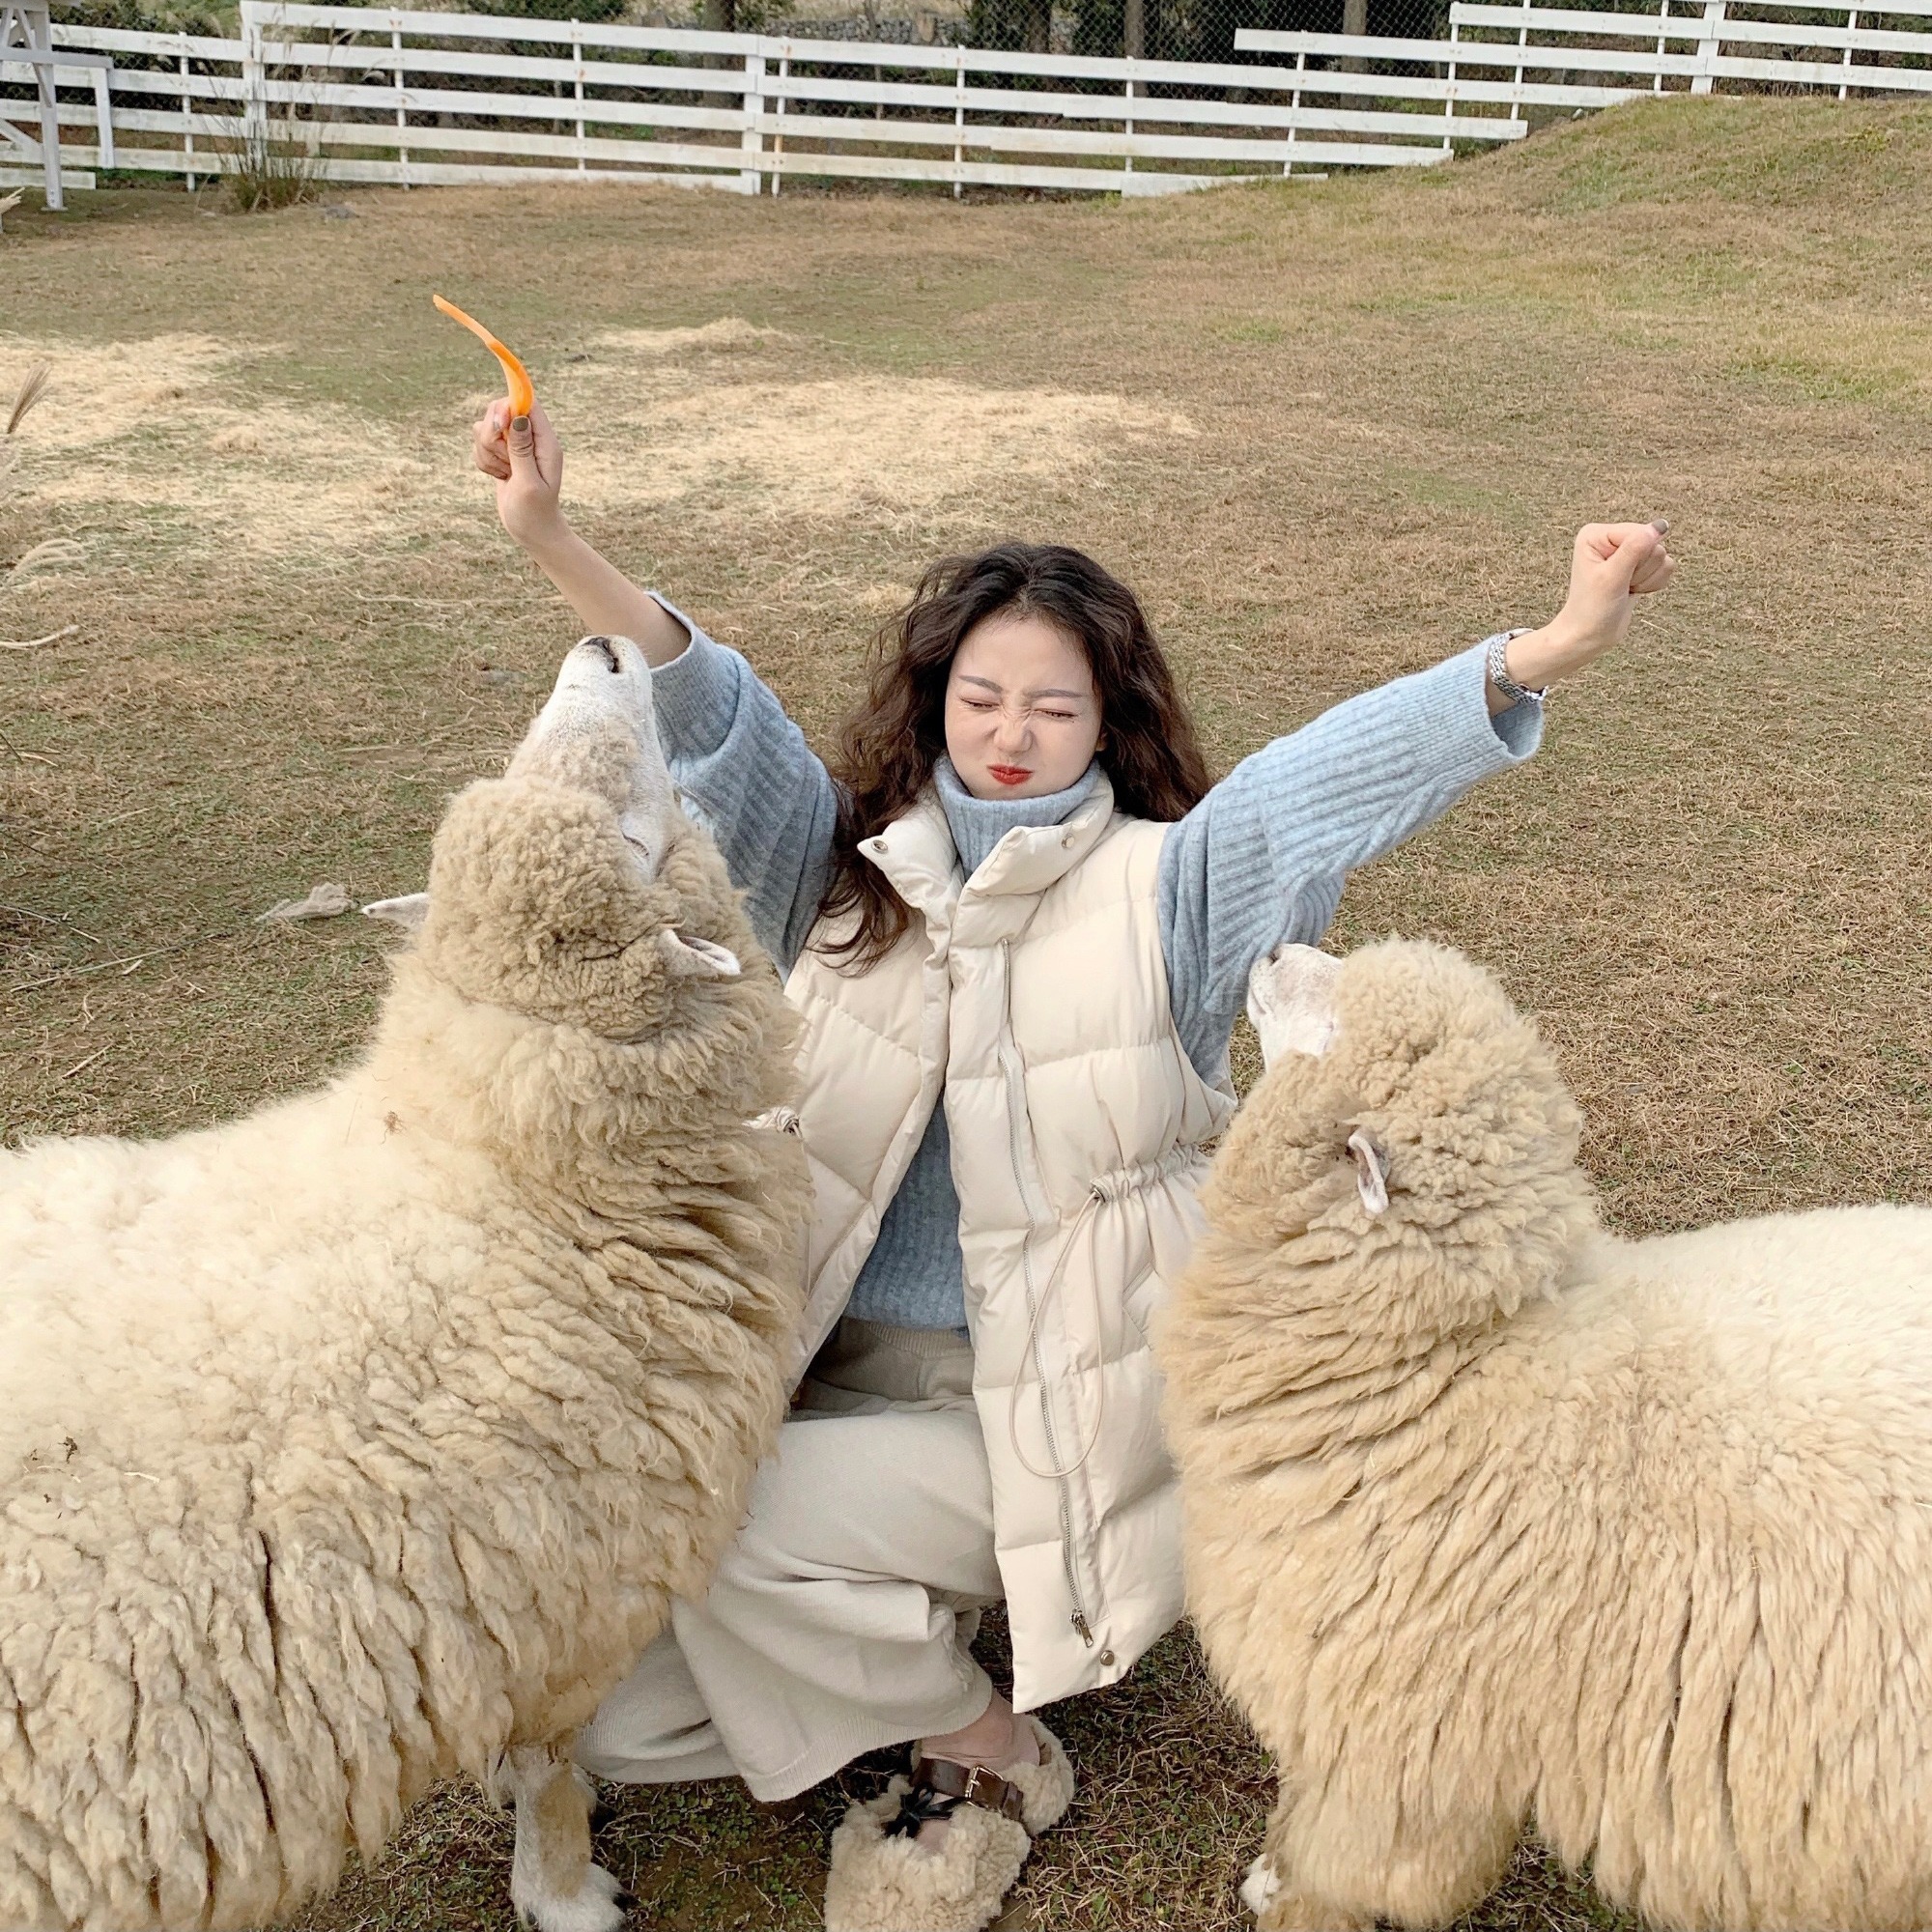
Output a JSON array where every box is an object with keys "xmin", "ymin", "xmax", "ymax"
[
  {"xmin": 1406, "ymin": 639, "xmax": 1545, "ymax": 785},
  {"xmin": 645, "ymin": 590, "xmax": 745, "ymax": 759}
]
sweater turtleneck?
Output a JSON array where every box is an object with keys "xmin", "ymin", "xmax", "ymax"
[{"xmin": 933, "ymin": 755, "xmax": 1101, "ymax": 879}]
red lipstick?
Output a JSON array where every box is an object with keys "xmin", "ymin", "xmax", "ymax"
[{"xmin": 988, "ymin": 765, "xmax": 1032, "ymax": 787}]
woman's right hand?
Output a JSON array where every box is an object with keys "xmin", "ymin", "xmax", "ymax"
[{"xmin": 472, "ymin": 397, "xmax": 565, "ymax": 553}]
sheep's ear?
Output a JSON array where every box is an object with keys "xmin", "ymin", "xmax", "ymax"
[
  {"xmin": 1347, "ymin": 1128, "xmax": 1389, "ymax": 1216},
  {"xmin": 363, "ymin": 893, "xmax": 430, "ymax": 933},
  {"xmin": 660, "ymin": 929, "xmax": 741, "ymax": 979}
]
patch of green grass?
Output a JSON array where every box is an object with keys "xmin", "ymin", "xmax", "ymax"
[
  {"xmin": 1209, "ymin": 318, "xmax": 1289, "ymax": 343},
  {"xmin": 1726, "ymin": 349, "xmax": 1904, "ymax": 403},
  {"xmin": 1384, "ymin": 463, "xmax": 1520, "ymax": 516}
]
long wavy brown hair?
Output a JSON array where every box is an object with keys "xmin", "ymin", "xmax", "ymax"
[{"xmin": 818, "ymin": 542, "xmax": 1212, "ymax": 972}]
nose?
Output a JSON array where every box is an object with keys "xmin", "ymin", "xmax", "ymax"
[{"xmin": 582, "ymin": 635, "xmax": 621, "ymax": 673}]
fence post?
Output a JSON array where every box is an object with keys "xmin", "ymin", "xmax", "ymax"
[
  {"xmin": 241, "ymin": 0, "xmax": 267, "ymax": 148},
  {"xmin": 1653, "ymin": 0, "xmax": 1668, "ymax": 93},
  {"xmin": 1442, "ymin": 11, "xmax": 1459, "ymax": 154},
  {"xmin": 1839, "ymin": 0, "xmax": 1856, "ymax": 98},
  {"xmin": 773, "ymin": 45, "xmax": 788, "ymax": 196},
  {"xmin": 740, "ymin": 44, "xmax": 763, "ymax": 195},
  {"xmin": 391, "ymin": 14, "xmax": 409, "ymax": 187},
  {"xmin": 22, "ymin": 3, "xmax": 64, "ymax": 209},
  {"xmin": 1122, "ymin": 71, "xmax": 1133, "ymax": 189},
  {"xmin": 1690, "ymin": 0, "xmax": 1723, "ymax": 92},
  {"xmin": 1284, "ymin": 47, "xmax": 1304, "ymax": 177},
  {"xmin": 180, "ymin": 34, "xmax": 194, "ymax": 191},
  {"xmin": 572, "ymin": 16, "xmax": 585, "ymax": 172},
  {"xmin": 90, "ymin": 66, "xmax": 114, "ymax": 167},
  {"xmin": 952, "ymin": 46, "xmax": 964, "ymax": 199}
]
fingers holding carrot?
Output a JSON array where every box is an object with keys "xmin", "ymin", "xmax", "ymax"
[
  {"xmin": 440, "ymin": 295, "xmax": 565, "ymax": 548},
  {"xmin": 472, "ymin": 397, "xmax": 564, "ymax": 548},
  {"xmin": 472, "ymin": 395, "xmax": 513, "ymax": 481}
]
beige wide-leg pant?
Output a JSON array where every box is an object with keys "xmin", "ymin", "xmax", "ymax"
[{"xmin": 577, "ymin": 1319, "xmax": 1003, "ymax": 1803}]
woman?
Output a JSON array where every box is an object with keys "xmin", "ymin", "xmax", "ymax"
[{"xmin": 471, "ymin": 400, "xmax": 1673, "ymax": 1932}]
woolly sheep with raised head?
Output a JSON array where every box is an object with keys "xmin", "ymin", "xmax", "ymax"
[
  {"xmin": 1159, "ymin": 937, "xmax": 1932, "ymax": 1932},
  {"xmin": 0, "ymin": 636, "xmax": 810, "ymax": 1932}
]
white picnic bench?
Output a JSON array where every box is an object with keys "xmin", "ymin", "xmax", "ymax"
[{"xmin": 1, "ymin": 0, "xmax": 112, "ymax": 208}]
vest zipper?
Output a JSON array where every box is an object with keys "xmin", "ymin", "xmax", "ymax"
[{"xmin": 997, "ymin": 940, "xmax": 1096, "ymax": 1650}]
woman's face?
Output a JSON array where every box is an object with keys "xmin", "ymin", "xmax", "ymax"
[{"xmin": 944, "ymin": 611, "xmax": 1103, "ymax": 803}]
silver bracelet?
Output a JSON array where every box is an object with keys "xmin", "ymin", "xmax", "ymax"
[{"xmin": 1486, "ymin": 628, "xmax": 1548, "ymax": 706}]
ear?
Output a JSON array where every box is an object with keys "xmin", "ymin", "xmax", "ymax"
[
  {"xmin": 1347, "ymin": 1128, "xmax": 1389, "ymax": 1216},
  {"xmin": 659, "ymin": 929, "xmax": 741, "ymax": 979},
  {"xmin": 363, "ymin": 893, "xmax": 430, "ymax": 933}
]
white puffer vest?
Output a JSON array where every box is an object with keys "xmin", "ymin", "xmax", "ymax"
[{"xmin": 784, "ymin": 772, "xmax": 1236, "ymax": 1710}]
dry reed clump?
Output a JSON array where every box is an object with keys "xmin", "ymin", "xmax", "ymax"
[
  {"xmin": 0, "ymin": 324, "xmax": 1190, "ymax": 560},
  {"xmin": 222, "ymin": 123, "xmax": 323, "ymax": 213}
]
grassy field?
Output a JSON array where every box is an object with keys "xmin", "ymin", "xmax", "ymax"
[{"xmin": 3, "ymin": 92, "xmax": 1930, "ymax": 1929}]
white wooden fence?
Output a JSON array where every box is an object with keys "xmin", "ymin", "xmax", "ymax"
[
  {"xmin": 1238, "ymin": 0, "xmax": 1932, "ymax": 147},
  {"xmin": 7, "ymin": 0, "xmax": 1527, "ymax": 197},
  {"xmin": 6, "ymin": 0, "xmax": 1929, "ymax": 201}
]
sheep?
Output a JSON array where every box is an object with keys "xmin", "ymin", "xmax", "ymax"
[
  {"xmin": 1159, "ymin": 937, "xmax": 1932, "ymax": 1932},
  {"xmin": 0, "ymin": 635, "xmax": 809, "ymax": 1932}
]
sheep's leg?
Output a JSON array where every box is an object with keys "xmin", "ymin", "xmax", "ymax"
[
  {"xmin": 1241, "ymin": 1793, "xmax": 1374, "ymax": 1931},
  {"xmin": 500, "ymin": 1739, "xmax": 632, "ymax": 1932},
  {"xmin": 1241, "ymin": 1852, "xmax": 1373, "ymax": 1932},
  {"xmin": 1243, "ymin": 1775, "xmax": 1519, "ymax": 1931}
]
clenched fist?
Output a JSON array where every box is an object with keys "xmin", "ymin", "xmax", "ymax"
[{"xmin": 1496, "ymin": 521, "xmax": 1675, "ymax": 704}]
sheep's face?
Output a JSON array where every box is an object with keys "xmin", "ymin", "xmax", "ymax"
[
  {"xmin": 400, "ymin": 637, "xmax": 748, "ymax": 1040},
  {"xmin": 1218, "ymin": 939, "xmax": 1597, "ymax": 1344}
]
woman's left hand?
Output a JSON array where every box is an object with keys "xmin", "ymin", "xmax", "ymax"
[{"xmin": 1494, "ymin": 520, "xmax": 1676, "ymax": 704}]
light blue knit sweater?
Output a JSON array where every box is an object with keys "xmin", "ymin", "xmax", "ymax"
[{"xmin": 646, "ymin": 594, "xmax": 1542, "ymax": 1328}]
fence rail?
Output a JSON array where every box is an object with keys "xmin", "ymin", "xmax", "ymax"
[
  {"xmin": 6, "ymin": 0, "xmax": 1931, "ymax": 203},
  {"xmin": 1238, "ymin": 0, "xmax": 1932, "ymax": 144},
  {"xmin": 8, "ymin": 0, "xmax": 1527, "ymax": 198}
]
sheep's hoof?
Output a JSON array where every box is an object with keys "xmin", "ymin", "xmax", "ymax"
[
  {"xmin": 1240, "ymin": 1854, "xmax": 1371, "ymax": 1932},
  {"xmin": 512, "ymin": 1858, "xmax": 631, "ymax": 1932},
  {"xmin": 1239, "ymin": 1854, "xmax": 1280, "ymax": 1918}
]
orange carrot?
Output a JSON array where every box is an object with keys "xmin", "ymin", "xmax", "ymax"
[{"xmin": 433, "ymin": 294, "xmax": 535, "ymax": 419}]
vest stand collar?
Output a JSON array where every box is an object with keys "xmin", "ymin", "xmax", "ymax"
[{"xmin": 861, "ymin": 772, "xmax": 1119, "ymax": 923}]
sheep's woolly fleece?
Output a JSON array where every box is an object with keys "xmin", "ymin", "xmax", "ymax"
[
  {"xmin": 1159, "ymin": 937, "xmax": 1932, "ymax": 1932},
  {"xmin": 0, "ymin": 322, "xmax": 1191, "ymax": 559},
  {"xmin": 0, "ymin": 774, "xmax": 809, "ymax": 1928}
]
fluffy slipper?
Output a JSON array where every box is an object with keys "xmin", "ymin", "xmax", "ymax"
[
  {"xmin": 1003, "ymin": 1717, "xmax": 1073, "ymax": 1834},
  {"xmin": 821, "ymin": 1719, "xmax": 1074, "ymax": 1932},
  {"xmin": 823, "ymin": 1777, "xmax": 1029, "ymax": 1932}
]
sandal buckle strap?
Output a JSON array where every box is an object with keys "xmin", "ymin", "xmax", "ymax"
[{"xmin": 908, "ymin": 1755, "xmax": 1027, "ymax": 1825}]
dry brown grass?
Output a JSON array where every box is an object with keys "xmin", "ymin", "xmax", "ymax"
[{"xmin": 2, "ymin": 90, "xmax": 1929, "ymax": 1930}]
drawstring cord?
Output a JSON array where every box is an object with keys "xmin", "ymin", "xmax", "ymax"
[
  {"xmin": 1006, "ymin": 1186, "xmax": 1108, "ymax": 1482},
  {"xmin": 1005, "ymin": 1147, "xmax": 1208, "ymax": 1483}
]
